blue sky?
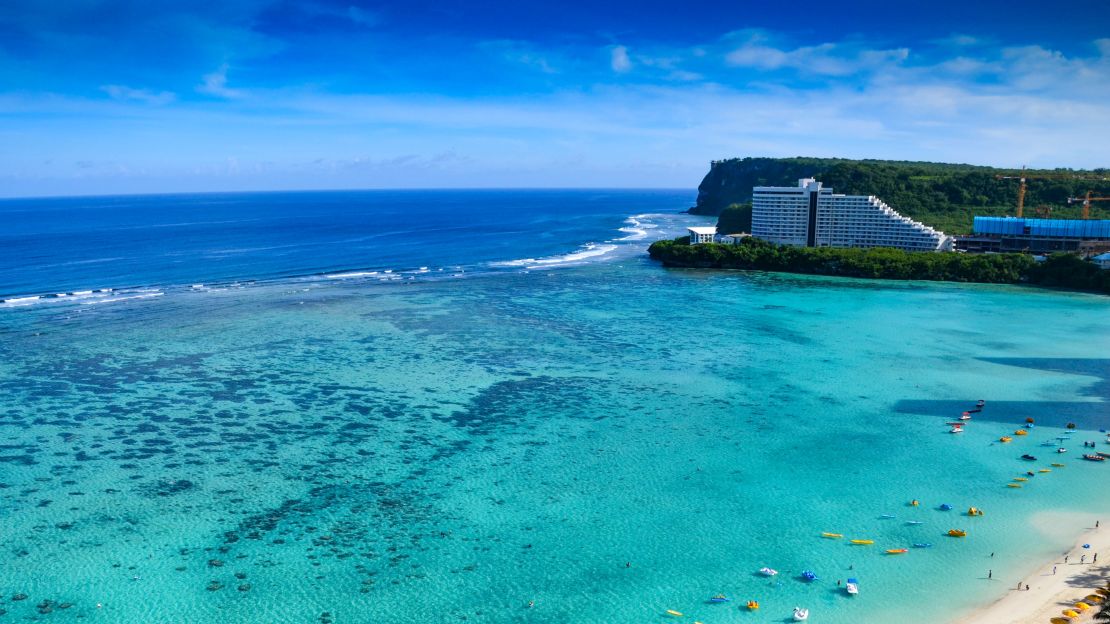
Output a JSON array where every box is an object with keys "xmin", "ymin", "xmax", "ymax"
[{"xmin": 2, "ymin": 0, "xmax": 1109, "ymax": 197}]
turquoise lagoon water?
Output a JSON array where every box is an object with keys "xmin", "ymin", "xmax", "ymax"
[{"xmin": 1, "ymin": 203, "xmax": 1109, "ymax": 623}]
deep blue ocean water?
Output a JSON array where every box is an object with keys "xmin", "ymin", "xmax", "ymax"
[
  {"xmin": 0, "ymin": 189, "xmax": 692, "ymax": 300},
  {"xmin": 1, "ymin": 190, "xmax": 1108, "ymax": 624}
]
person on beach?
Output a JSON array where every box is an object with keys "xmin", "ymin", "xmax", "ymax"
[
  {"xmin": 1094, "ymin": 553, "xmax": 1098, "ymax": 563},
  {"xmin": 1053, "ymin": 566, "xmax": 1057, "ymax": 575},
  {"xmin": 1065, "ymin": 555, "xmax": 1069, "ymax": 564},
  {"xmin": 1082, "ymin": 555, "xmax": 1086, "ymax": 564},
  {"xmin": 1025, "ymin": 584, "xmax": 1029, "ymax": 591},
  {"xmin": 988, "ymin": 570, "xmax": 992, "ymax": 579}
]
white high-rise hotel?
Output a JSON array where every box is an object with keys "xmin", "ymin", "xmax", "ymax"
[{"xmin": 752, "ymin": 179, "xmax": 952, "ymax": 252}]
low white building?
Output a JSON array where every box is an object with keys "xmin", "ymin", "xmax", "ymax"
[
  {"xmin": 751, "ymin": 178, "xmax": 952, "ymax": 252},
  {"xmin": 687, "ymin": 226, "xmax": 718, "ymax": 244}
]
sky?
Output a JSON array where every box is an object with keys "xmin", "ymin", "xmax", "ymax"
[{"xmin": 2, "ymin": 0, "xmax": 1110, "ymax": 197}]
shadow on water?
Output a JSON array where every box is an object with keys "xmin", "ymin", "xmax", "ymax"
[{"xmin": 894, "ymin": 358, "xmax": 1110, "ymax": 431}]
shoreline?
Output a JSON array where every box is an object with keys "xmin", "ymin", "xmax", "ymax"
[{"xmin": 951, "ymin": 521, "xmax": 1109, "ymax": 624}]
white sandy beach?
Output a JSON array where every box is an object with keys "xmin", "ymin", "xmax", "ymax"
[{"xmin": 952, "ymin": 515, "xmax": 1109, "ymax": 624}]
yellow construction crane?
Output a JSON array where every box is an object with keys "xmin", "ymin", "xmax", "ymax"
[
  {"xmin": 995, "ymin": 167, "xmax": 1109, "ymax": 218},
  {"xmin": 1068, "ymin": 191, "xmax": 1110, "ymax": 220}
]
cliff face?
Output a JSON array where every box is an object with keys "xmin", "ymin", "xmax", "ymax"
[{"xmin": 691, "ymin": 157, "xmax": 850, "ymax": 215}]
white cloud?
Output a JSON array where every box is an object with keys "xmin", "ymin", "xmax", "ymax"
[
  {"xmin": 725, "ymin": 39, "xmax": 910, "ymax": 76},
  {"xmin": 610, "ymin": 45, "xmax": 632, "ymax": 73},
  {"xmin": 197, "ymin": 64, "xmax": 244, "ymax": 99},
  {"xmin": 100, "ymin": 85, "xmax": 175, "ymax": 105}
]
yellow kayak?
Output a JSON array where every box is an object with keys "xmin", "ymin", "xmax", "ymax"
[
  {"xmin": 1000, "ymin": 436, "xmax": 1013, "ymax": 443},
  {"xmin": 822, "ymin": 532, "xmax": 843, "ymax": 538},
  {"xmin": 1007, "ymin": 483, "xmax": 1023, "ymax": 488},
  {"xmin": 1015, "ymin": 429, "xmax": 1028, "ymax": 436},
  {"xmin": 947, "ymin": 529, "xmax": 967, "ymax": 537},
  {"xmin": 886, "ymin": 548, "xmax": 908, "ymax": 554},
  {"xmin": 1039, "ymin": 469, "xmax": 1051, "ymax": 473},
  {"xmin": 850, "ymin": 539, "xmax": 874, "ymax": 545},
  {"xmin": 665, "ymin": 610, "xmax": 683, "ymax": 617},
  {"xmin": 1014, "ymin": 477, "xmax": 1028, "ymax": 482}
]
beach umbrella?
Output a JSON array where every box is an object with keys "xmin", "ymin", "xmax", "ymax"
[
  {"xmin": 1062, "ymin": 609, "xmax": 1079, "ymax": 618},
  {"xmin": 1075, "ymin": 602, "xmax": 1090, "ymax": 611},
  {"xmin": 1083, "ymin": 543, "xmax": 1091, "ymax": 549}
]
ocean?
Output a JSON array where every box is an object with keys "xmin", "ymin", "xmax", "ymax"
[{"xmin": 1, "ymin": 190, "xmax": 1108, "ymax": 623}]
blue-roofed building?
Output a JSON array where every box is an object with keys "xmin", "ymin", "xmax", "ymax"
[{"xmin": 955, "ymin": 217, "xmax": 1110, "ymax": 255}]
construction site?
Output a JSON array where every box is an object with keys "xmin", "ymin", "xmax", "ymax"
[{"xmin": 955, "ymin": 168, "xmax": 1110, "ymax": 255}]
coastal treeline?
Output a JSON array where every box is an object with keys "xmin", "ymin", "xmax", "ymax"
[
  {"xmin": 648, "ymin": 237, "xmax": 1110, "ymax": 294},
  {"xmin": 692, "ymin": 157, "xmax": 1110, "ymax": 234}
]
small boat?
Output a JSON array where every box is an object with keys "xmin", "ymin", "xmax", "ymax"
[
  {"xmin": 886, "ymin": 548, "xmax": 908, "ymax": 554},
  {"xmin": 879, "ymin": 514, "xmax": 895, "ymax": 519},
  {"xmin": 947, "ymin": 529, "xmax": 967, "ymax": 537},
  {"xmin": 665, "ymin": 609, "xmax": 683, "ymax": 617},
  {"xmin": 1052, "ymin": 463, "xmax": 1066, "ymax": 467},
  {"xmin": 1021, "ymin": 454, "xmax": 1037, "ymax": 461},
  {"xmin": 959, "ymin": 414, "xmax": 972, "ymax": 420},
  {"xmin": 1058, "ymin": 448, "xmax": 1068, "ymax": 453},
  {"xmin": 950, "ymin": 426, "xmax": 964, "ymax": 434},
  {"xmin": 1007, "ymin": 483, "xmax": 1023, "ymax": 488},
  {"xmin": 1083, "ymin": 454, "xmax": 1106, "ymax": 462},
  {"xmin": 913, "ymin": 543, "xmax": 933, "ymax": 548},
  {"xmin": 846, "ymin": 582, "xmax": 859, "ymax": 595},
  {"xmin": 968, "ymin": 407, "xmax": 983, "ymax": 413},
  {"xmin": 967, "ymin": 507, "xmax": 984, "ymax": 516},
  {"xmin": 939, "ymin": 504, "xmax": 954, "ymax": 511},
  {"xmin": 977, "ymin": 400, "xmax": 986, "ymax": 407},
  {"xmin": 1015, "ymin": 429, "xmax": 1028, "ymax": 436},
  {"xmin": 800, "ymin": 570, "xmax": 818, "ymax": 581},
  {"xmin": 850, "ymin": 539, "xmax": 874, "ymax": 545},
  {"xmin": 708, "ymin": 595, "xmax": 731, "ymax": 603},
  {"xmin": 822, "ymin": 532, "xmax": 843, "ymax": 538},
  {"xmin": 746, "ymin": 601, "xmax": 759, "ymax": 610},
  {"xmin": 1000, "ymin": 436, "xmax": 1013, "ymax": 443},
  {"xmin": 759, "ymin": 567, "xmax": 778, "ymax": 577},
  {"xmin": 906, "ymin": 520, "xmax": 924, "ymax": 526},
  {"xmin": 1098, "ymin": 452, "xmax": 1110, "ymax": 458},
  {"xmin": 793, "ymin": 607, "xmax": 810, "ymax": 621}
]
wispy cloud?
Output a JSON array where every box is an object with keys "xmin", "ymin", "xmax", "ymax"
[
  {"xmin": 197, "ymin": 64, "xmax": 244, "ymax": 99},
  {"xmin": 100, "ymin": 84, "xmax": 175, "ymax": 105},
  {"xmin": 724, "ymin": 32, "xmax": 909, "ymax": 76},
  {"xmin": 479, "ymin": 40, "xmax": 558, "ymax": 73},
  {"xmin": 610, "ymin": 45, "xmax": 632, "ymax": 73}
]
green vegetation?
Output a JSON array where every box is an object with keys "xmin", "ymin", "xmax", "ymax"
[
  {"xmin": 692, "ymin": 157, "xmax": 1110, "ymax": 234},
  {"xmin": 715, "ymin": 202, "xmax": 751, "ymax": 234},
  {"xmin": 648, "ymin": 237, "xmax": 1110, "ymax": 294}
]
